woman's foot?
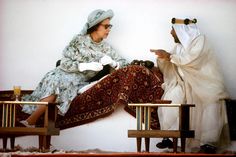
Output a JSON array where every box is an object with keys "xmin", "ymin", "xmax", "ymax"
[{"xmin": 19, "ymin": 120, "xmax": 35, "ymax": 128}]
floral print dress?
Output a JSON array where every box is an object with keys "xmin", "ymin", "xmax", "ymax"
[{"xmin": 22, "ymin": 34, "xmax": 128, "ymax": 116}]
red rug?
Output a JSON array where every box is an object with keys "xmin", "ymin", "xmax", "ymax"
[{"xmin": 8, "ymin": 152, "xmax": 236, "ymax": 157}]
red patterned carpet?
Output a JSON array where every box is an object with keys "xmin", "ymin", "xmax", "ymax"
[
  {"xmin": 5, "ymin": 152, "xmax": 235, "ymax": 157},
  {"xmin": 1, "ymin": 148, "xmax": 235, "ymax": 157}
]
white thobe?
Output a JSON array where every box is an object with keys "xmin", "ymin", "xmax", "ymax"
[{"xmin": 157, "ymin": 35, "xmax": 230, "ymax": 148}]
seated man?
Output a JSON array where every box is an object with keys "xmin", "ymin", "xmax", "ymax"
[{"xmin": 150, "ymin": 18, "xmax": 230, "ymax": 153}]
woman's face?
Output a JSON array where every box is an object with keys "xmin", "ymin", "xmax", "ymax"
[{"xmin": 96, "ymin": 18, "xmax": 112, "ymax": 39}]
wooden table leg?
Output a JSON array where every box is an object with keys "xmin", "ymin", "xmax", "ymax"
[
  {"xmin": 136, "ymin": 137, "xmax": 142, "ymax": 152},
  {"xmin": 136, "ymin": 106, "xmax": 143, "ymax": 152},
  {"xmin": 173, "ymin": 138, "xmax": 178, "ymax": 153},
  {"xmin": 145, "ymin": 138, "xmax": 150, "ymax": 152},
  {"xmin": 3, "ymin": 136, "xmax": 7, "ymax": 152},
  {"xmin": 45, "ymin": 135, "xmax": 51, "ymax": 151},
  {"xmin": 144, "ymin": 106, "xmax": 151, "ymax": 152},
  {"xmin": 181, "ymin": 137, "xmax": 186, "ymax": 152},
  {"xmin": 179, "ymin": 105, "xmax": 190, "ymax": 153},
  {"xmin": 10, "ymin": 136, "xmax": 15, "ymax": 151}
]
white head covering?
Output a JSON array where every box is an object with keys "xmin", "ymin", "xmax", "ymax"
[
  {"xmin": 80, "ymin": 9, "xmax": 114, "ymax": 35},
  {"xmin": 172, "ymin": 18, "xmax": 201, "ymax": 49}
]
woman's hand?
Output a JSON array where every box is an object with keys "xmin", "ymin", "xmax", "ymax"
[
  {"xmin": 100, "ymin": 55, "xmax": 117, "ymax": 68},
  {"xmin": 78, "ymin": 62, "xmax": 103, "ymax": 72}
]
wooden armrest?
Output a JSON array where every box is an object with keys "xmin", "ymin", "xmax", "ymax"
[
  {"xmin": 128, "ymin": 103, "xmax": 195, "ymax": 107},
  {"xmin": 0, "ymin": 101, "xmax": 52, "ymax": 105}
]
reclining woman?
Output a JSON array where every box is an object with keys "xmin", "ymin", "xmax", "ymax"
[{"xmin": 20, "ymin": 9, "xmax": 128, "ymax": 127}]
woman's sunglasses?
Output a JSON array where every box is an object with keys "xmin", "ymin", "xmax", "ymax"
[{"xmin": 100, "ymin": 24, "xmax": 113, "ymax": 29}]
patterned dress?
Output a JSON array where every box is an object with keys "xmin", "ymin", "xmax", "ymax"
[{"xmin": 22, "ymin": 34, "xmax": 128, "ymax": 116}]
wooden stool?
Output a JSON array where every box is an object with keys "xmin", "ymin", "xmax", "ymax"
[{"xmin": 128, "ymin": 103, "xmax": 195, "ymax": 153}]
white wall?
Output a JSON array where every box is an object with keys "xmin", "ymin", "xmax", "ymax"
[{"xmin": 1, "ymin": 0, "xmax": 236, "ymax": 152}]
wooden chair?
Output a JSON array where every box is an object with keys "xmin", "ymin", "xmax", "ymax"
[
  {"xmin": 128, "ymin": 102, "xmax": 195, "ymax": 153},
  {"xmin": 0, "ymin": 100, "xmax": 59, "ymax": 152}
]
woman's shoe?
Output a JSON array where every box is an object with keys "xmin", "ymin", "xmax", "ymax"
[
  {"xmin": 156, "ymin": 138, "xmax": 173, "ymax": 149},
  {"xmin": 19, "ymin": 120, "xmax": 35, "ymax": 128}
]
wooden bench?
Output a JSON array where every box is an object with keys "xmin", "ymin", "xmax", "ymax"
[
  {"xmin": 0, "ymin": 101, "xmax": 60, "ymax": 152},
  {"xmin": 128, "ymin": 103, "xmax": 195, "ymax": 153}
]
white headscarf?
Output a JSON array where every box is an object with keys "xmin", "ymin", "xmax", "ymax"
[
  {"xmin": 173, "ymin": 21, "xmax": 201, "ymax": 50},
  {"xmin": 80, "ymin": 9, "xmax": 114, "ymax": 35}
]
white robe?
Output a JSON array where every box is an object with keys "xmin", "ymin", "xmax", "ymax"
[{"xmin": 157, "ymin": 35, "xmax": 230, "ymax": 148}]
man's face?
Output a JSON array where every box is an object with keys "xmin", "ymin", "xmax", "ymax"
[{"xmin": 171, "ymin": 27, "xmax": 180, "ymax": 43}]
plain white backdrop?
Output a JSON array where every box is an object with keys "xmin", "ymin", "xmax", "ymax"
[{"xmin": 0, "ymin": 0, "xmax": 236, "ymax": 152}]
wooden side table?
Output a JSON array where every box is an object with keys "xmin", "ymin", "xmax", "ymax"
[
  {"xmin": 128, "ymin": 103, "xmax": 195, "ymax": 153},
  {"xmin": 0, "ymin": 101, "xmax": 60, "ymax": 152}
]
